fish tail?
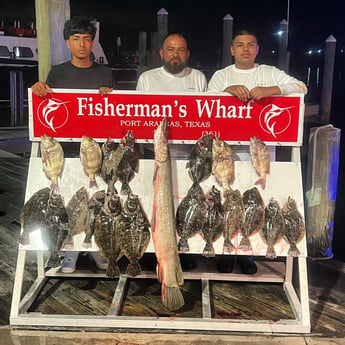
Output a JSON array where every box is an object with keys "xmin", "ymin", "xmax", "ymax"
[
  {"xmin": 265, "ymin": 246, "xmax": 277, "ymax": 260},
  {"xmin": 223, "ymin": 240, "xmax": 236, "ymax": 253},
  {"xmin": 162, "ymin": 284, "xmax": 184, "ymax": 311},
  {"xmin": 288, "ymin": 243, "xmax": 300, "ymax": 257},
  {"xmin": 89, "ymin": 179, "xmax": 98, "ymax": 189},
  {"xmin": 202, "ymin": 242, "xmax": 215, "ymax": 258},
  {"xmin": 239, "ymin": 237, "xmax": 252, "ymax": 251},
  {"xmin": 126, "ymin": 262, "xmax": 141, "ymax": 277},
  {"xmin": 254, "ymin": 178, "xmax": 266, "ymax": 190},
  {"xmin": 178, "ymin": 238, "xmax": 190, "ymax": 252},
  {"xmin": 50, "ymin": 181, "xmax": 60, "ymax": 194},
  {"xmin": 106, "ymin": 263, "xmax": 120, "ymax": 278},
  {"xmin": 120, "ymin": 182, "xmax": 131, "ymax": 195}
]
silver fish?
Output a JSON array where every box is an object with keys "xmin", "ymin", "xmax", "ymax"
[
  {"xmin": 176, "ymin": 182, "xmax": 207, "ymax": 252},
  {"xmin": 201, "ymin": 185, "xmax": 224, "ymax": 258},
  {"xmin": 118, "ymin": 193, "xmax": 150, "ymax": 277},
  {"xmin": 40, "ymin": 134, "xmax": 64, "ymax": 193},
  {"xmin": 63, "ymin": 186, "xmax": 90, "ymax": 249},
  {"xmin": 186, "ymin": 134, "xmax": 213, "ymax": 184},
  {"xmin": 19, "ymin": 187, "xmax": 50, "ymax": 245},
  {"xmin": 212, "ymin": 137, "xmax": 235, "ymax": 191},
  {"xmin": 80, "ymin": 135, "xmax": 102, "ymax": 188},
  {"xmin": 240, "ymin": 187, "xmax": 265, "ymax": 251},
  {"xmin": 222, "ymin": 189, "xmax": 244, "ymax": 253},
  {"xmin": 250, "ymin": 136, "xmax": 270, "ymax": 190},
  {"xmin": 151, "ymin": 117, "xmax": 184, "ymax": 311},
  {"xmin": 282, "ymin": 196, "xmax": 305, "ymax": 256},
  {"xmin": 261, "ymin": 198, "xmax": 285, "ymax": 259}
]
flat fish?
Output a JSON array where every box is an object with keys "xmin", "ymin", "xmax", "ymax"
[
  {"xmin": 186, "ymin": 134, "xmax": 213, "ymax": 184},
  {"xmin": 240, "ymin": 187, "xmax": 265, "ymax": 251},
  {"xmin": 151, "ymin": 117, "xmax": 184, "ymax": 311},
  {"xmin": 250, "ymin": 136, "xmax": 270, "ymax": 190},
  {"xmin": 176, "ymin": 182, "xmax": 207, "ymax": 252},
  {"xmin": 83, "ymin": 189, "xmax": 106, "ymax": 248},
  {"xmin": 40, "ymin": 134, "xmax": 64, "ymax": 193},
  {"xmin": 63, "ymin": 186, "xmax": 90, "ymax": 249},
  {"xmin": 94, "ymin": 193, "xmax": 122, "ymax": 277},
  {"xmin": 100, "ymin": 137, "xmax": 118, "ymax": 193},
  {"xmin": 118, "ymin": 193, "xmax": 150, "ymax": 277},
  {"xmin": 222, "ymin": 189, "xmax": 244, "ymax": 253},
  {"xmin": 212, "ymin": 137, "xmax": 235, "ymax": 191},
  {"xmin": 44, "ymin": 191, "xmax": 69, "ymax": 268},
  {"xmin": 80, "ymin": 135, "xmax": 102, "ymax": 188},
  {"xmin": 282, "ymin": 196, "xmax": 305, "ymax": 256},
  {"xmin": 261, "ymin": 198, "xmax": 285, "ymax": 259},
  {"xmin": 201, "ymin": 185, "xmax": 224, "ymax": 258},
  {"xmin": 116, "ymin": 131, "xmax": 139, "ymax": 195},
  {"xmin": 19, "ymin": 187, "xmax": 50, "ymax": 245}
]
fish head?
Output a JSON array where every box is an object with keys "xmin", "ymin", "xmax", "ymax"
[{"xmin": 154, "ymin": 117, "xmax": 169, "ymax": 162}]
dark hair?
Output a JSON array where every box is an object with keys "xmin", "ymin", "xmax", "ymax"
[
  {"xmin": 63, "ymin": 16, "xmax": 97, "ymax": 40},
  {"xmin": 161, "ymin": 33, "xmax": 188, "ymax": 49},
  {"xmin": 232, "ymin": 30, "xmax": 258, "ymax": 45}
]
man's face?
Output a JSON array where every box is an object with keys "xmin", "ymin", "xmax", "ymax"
[
  {"xmin": 160, "ymin": 35, "xmax": 190, "ymax": 74},
  {"xmin": 230, "ymin": 34, "xmax": 259, "ymax": 69},
  {"xmin": 66, "ymin": 33, "xmax": 93, "ymax": 61}
]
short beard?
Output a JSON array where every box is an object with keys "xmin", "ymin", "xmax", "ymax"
[{"xmin": 163, "ymin": 60, "xmax": 186, "ymax": 74}]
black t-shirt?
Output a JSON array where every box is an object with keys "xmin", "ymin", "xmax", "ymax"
[{"xmin": 46, "ymin": 61, "xmax": 115, "ymax": 89}]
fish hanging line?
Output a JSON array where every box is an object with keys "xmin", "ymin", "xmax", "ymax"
[{"xmin": 310, "ymin": 124, "xmax": 335, "ymax": 200}]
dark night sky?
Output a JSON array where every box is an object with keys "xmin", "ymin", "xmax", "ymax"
[{"xmin": 1, "ymin": 0, "xmax": 344, "ymax": 59}]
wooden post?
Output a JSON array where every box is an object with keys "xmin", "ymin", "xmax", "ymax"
[
  {"xmin": 320, "ymin": 35, "xmax": 336, "ymax": 124},
  {"xmin": 305, "ymin": 124, "xmax": 341, "ymax": 258},
  {"xmin": 157, "ymin": 8, "xmax": 168, "ymax": 48},
  {"xmin": 222, "ymin": 14, "xmax": 233, "ymax": 68},
  {"xmin": 278, "ymin": 19, "xmax": 288, "ymax": 72},
  {"xmin": 35, "ymin": 0, "xmax": 70, "ymax": 81},
  {"xmin": 138, "ymin": 31, "xmax": 147, "ymax": 77}
]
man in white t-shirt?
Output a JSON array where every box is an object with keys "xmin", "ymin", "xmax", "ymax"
[
  {"xmin": 137, "ymin": 33, "xmax": 207, "ymax": 270},
  {"xmin": 208, "ymin": 30, "xmax": 307, "ymax": 275}
]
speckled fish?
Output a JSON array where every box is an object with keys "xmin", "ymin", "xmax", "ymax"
[
  {"xmin": 44, "ymin": 191, "xmax": 69, "ymax": 268},
  {"xmin": 80, "ymin": 135, "xmax": 102, "ymax": 188},
  {"xmin": 83, "ymin": 189, "xmax": 106, "ymax": 248},
  {"xmin": 282, "ymin": 196, "xmax": 305, "ymax": 256},
  {"xmin": 250, "ymin": 136, "xmax": 270, "ymax": 190},
  {"xmin": 176, "ymin": 182, "xmax": 207, "ymax": 252},
  {"xmin": 116, "ymin": 131, "xmax": 139, "ymax": 195},
  {"xmin": 261, "ymin": 198, "xmax": 285, "ymax": 259},
  {"xmin": 212, "ymin": 137, "xmax": 235, "ymax": 191},
  {"xmin": 118, "ymin": 193, "xmax": 150, "ymax": 277},
  {"xmin": 94, "ymin": 192, "xmax": 122, "ymax": 277},
  {"xmin": 201, "ymin": 185, "xmax": 224, "ymax": 258},
  {"xmin": 152, "ymin": 117, "xmax": 184, "ymax": 311},
  {"xmin": 100, "ymin": 137, "xmax": 118, "ymax": 193},
  {"xmin": 222, "ymin": 189, "xmax": 244, "ymax": 253},
  {"xmin": 19, "ymin": 187, "xmax": 50, "ymax": 245},
  {"xmin": 186, "ymin": 134, "xmax": 213, "ymax": 184},
  {"xmin": 40, "ymin": 134, "xmax": 64, "ymax": 193},
  {"xmin": 63, "ymin": 186, "xmax": 90, "ymax": 249},
  {"xmin": 240, "ymin": 187, "xmax": 265, "ymax": 251}
]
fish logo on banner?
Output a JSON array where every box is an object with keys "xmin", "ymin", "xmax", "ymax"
[
  {"xmin": 259, "ymin": 104, "xmax": 294, "ymax": 138},
  {"xmin": 37, "ymin": 99, "xmax": 70, "ymax": 133}
]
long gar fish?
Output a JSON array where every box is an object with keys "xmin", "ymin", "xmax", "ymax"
[{"xmin": 151, "ymin": 117, "xmax": 184, "ymax": 311}]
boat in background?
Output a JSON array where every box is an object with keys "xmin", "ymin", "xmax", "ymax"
[{"xmin": 0, "ymin": 20, "xmax": 109, "ymax": 68}]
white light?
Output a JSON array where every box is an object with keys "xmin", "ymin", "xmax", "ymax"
[{"xmin": 277, "ymin": 30, "xmax": 283, "ymax": 36}]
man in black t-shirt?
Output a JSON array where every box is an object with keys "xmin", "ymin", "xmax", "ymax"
[{"xmin": 31, "ymin": 16, "xmax": 114, "ymax": 273}]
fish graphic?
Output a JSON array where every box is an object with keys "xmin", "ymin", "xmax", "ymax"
[
  {"xmin": 42, "ymin": 100, "xmax": 69, "ymax": 132},
  {"xmin": 263, "ymin": 104, "xmax": 294, "ymax": 137}
]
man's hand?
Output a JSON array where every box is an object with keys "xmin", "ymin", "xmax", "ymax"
[
  {"xmin": 249, "ymin": 86, "xmax": 281, "ymax": 100},
  {"xmin": 99, "ymin": 87, "xmax": 113, "ymax": 96},
  {"xmin": 31, "ymin": 81, "xmax": 52, "ymax": 97},
  {"xmin": 223, "ymin": 85, "xmax": 251, "ymax": 102}
]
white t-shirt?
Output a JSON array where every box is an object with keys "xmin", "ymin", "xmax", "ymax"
[
  {"xmin": 136, "ymin": 66, "xmax": 207, "ymax": 159},
  {"xmin": 136, "ymin": 66, "xmax": 207, "ymax": 92},
  {"xmin": 207, "ymin": 63, "xmax": 307, "ymax": 95}
]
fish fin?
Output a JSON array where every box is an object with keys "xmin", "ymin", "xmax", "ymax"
[
  {"xmin": 265, "ymin": 246, "xmax": 277, "ymax": 260},
  {"xmin": 239, "ymin": 237, "xmax": 252, "ymax": 251},
  {"xmin": 254, "ymin": 178, "xmax": 266, "ymax": 190},
  {"xmin": 126, "ymin": 262, "xmax": 141, "ymax": 277},
  {"xmin": 162, "ymin": 285, "xmax": 185, "ymax": 311},
  {"xmin": 177, "ymin": 238, "xmax": 189, "ymax": 252},
  {"xmin": 202, "ymin": 242, "xmax": 215, "ymax": 258},
  {"xmin": 223, "ymin": 240, "xmax": 236, "ymax": 253},
  {"xmin": 288, "ymin": 243, "xmax": 300, "ymax": 257},
  {"xmin": 105, "ymin": 264, "xmax": 120, "ymax": 278}
]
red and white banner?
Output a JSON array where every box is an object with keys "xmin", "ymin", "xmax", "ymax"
[{"xmin": 29, "ymin": 89, "xmax": 305, "ymax": 145}]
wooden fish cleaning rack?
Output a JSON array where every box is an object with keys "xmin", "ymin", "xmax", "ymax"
[{"xmin": 10, "ymin": 92, "xmax": 310, "ymax": 333}]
